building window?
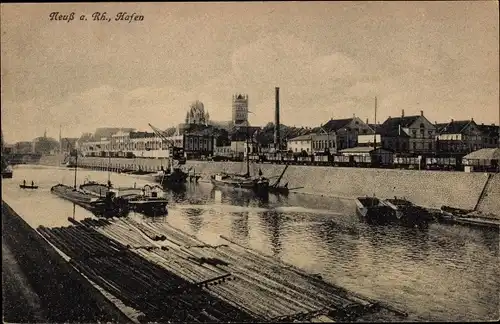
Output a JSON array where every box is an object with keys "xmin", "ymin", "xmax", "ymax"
[
  {"xmin": 428, "ymin": 143, "xmax": 432, "ymax": 150},
  {"xmin": 413, "ymin": 142, "xmax": 417, "ymax": 150}
]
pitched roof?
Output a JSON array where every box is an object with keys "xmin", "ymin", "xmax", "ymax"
[
  {"xmin": 377, "ymin": 118, "xmax": 411, "ymax": 137},
  {"xmin": 476, "ymin": 124, "xmax": 499, "ymax": 137},
  {"xmin": 463, "ymin": 148, "xmax": 500, "ymax": 160},
  {"xmin": 288, "ymin": 134, "xmax": 313, "ymax": 141},
  {"xmin": 322, "ymin": 118, "xmax": 353, "ymax": 132},
  {"xmin": 436, "ymin": 120, "xmax": 475, "ymax": 134},
  {"xmin": 382, "ymin": 115, "xmax": 421, "ymax": 128},
  {"xmin": 94, "ymin": 127, "xmax": 135, "ymax": 140}
]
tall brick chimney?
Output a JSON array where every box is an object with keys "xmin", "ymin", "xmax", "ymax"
[
  {"xmin": 274, "ymin": 87, "xmax": 280, "ymax": 151},
  {"xmin": 401, "ymin": 109, "xmax": 405, "ymax": 117}
]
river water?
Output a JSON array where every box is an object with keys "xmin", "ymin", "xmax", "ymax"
[{"xmin": 2, "ymin": 165, "xmax": 499, "ymax": 322}]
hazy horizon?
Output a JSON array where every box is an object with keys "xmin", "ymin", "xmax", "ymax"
[{"xmin": 1, "ymin": 2, "xmax": 499, "ymax": 143}]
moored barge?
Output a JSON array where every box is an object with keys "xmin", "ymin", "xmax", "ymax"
[
  {"xmin": 356, "ymin": 196, "xmax": 431, "ymax": 228},
  {"xmin": 50, "ymin": 184, "xmax": 128, "ymax": 217},
  {"xmin": 355, "ymin": 196, "xmax": 394, "ymax": 224}
]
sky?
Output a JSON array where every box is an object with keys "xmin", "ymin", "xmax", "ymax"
[{"xmin": 1, "ymin": 1, "xmax": 499, "ymax": 143}]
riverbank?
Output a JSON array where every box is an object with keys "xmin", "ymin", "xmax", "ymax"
[
  {"xmin": 1, "ymin": 201, "xmax": 133, "ymax": 323},
  {"xmin": 39, "ymin": 156, "xmax": 499, "ymax": 219}
]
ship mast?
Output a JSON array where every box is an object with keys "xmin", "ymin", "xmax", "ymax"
[
  {"xmin": 246, "ymin": 126, "xmax": 250, "ymax": 177},
  {"xmin": 374, "ymin": 96, "xmax": 377, "ymax": 148},
  {"xmin": 65, "ymin": 138, "xmax": 78, "ymax": 189}
]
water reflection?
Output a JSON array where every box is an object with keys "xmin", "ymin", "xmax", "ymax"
[
  {"xmin": 2, "ymin": 166, "xmax": 499, "ymax": 322},
  {"xmin": 231, "ymin": 212, "xmax": 249, "ymax": 242},
  {"xmin": 259, "ymin": 211, "xmax": 283, "ymax": 257}
]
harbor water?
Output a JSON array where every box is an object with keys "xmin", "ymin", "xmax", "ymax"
[{"xmin": 2, "ymin": 164, "xmax": 499, "ymax": 322}]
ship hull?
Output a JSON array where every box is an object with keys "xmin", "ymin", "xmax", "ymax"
[
  {"xmin": 210, "ymin": 177, "xmax": 269, "ymax": 194},
  {"xmin": 153, "ymin": 170, "xmax": 189, "ymax": 185},
  {"xmin": 50, "ymin": 184, "xmax": 128, "ymax": 217},
  {"xmin": 355, "ymin": 197, "xmax": 394, "ymax": 225}
]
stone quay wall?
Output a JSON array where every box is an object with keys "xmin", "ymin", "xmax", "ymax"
[{"xmin": 37, "ymin": 156, "xmax": 499, "ymax": 218}]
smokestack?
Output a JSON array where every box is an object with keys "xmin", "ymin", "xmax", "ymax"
[
  {"xmin": 420, "ymin": 110, "xmax": 424, "ymax": 117},
  {"xmin": 401, "ymin": 109, "xmax": 405, "ymax": 117},
  {"xmin": 274, "ymin": 87, "xmax": 280, "ymax": 151}
]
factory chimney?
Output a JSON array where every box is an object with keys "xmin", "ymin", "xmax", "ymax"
[{"xmin": 274, "ymin": 87, "xmax": 280, "ymax": 151}]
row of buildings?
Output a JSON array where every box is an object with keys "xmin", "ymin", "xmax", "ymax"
[
  {"xmin": 6, "ymin": 92, "xmax": 499, "ymax": 159},
  {"xmin": 74, "ymin": 110, "xmax": 498, "ymax": 161},
  {"xmin": 287, "ymin": 111, "xmax": 499, "ymax": 156}
]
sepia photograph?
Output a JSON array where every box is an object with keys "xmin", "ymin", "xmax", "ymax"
[{"xmin": 1, "ymin": 1, "xmax": 499, "ymax": 323}]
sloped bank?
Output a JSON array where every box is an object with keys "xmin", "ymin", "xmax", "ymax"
[{"xmin": 1, "ymin": 202, "xmax": 132, "ymax": 323}]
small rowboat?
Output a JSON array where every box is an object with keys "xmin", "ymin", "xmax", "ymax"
[{"xmin": 20, "ymin": 184, "xmax": 39, "ymax": 189}]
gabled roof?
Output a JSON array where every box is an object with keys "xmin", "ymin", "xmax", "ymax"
[
  {"xmin": 382, "ymin": 115, "xmax": 421, "ymax": 129},
  {"xmin": 436, "ymin": 120, "xmax": 475, "ymax": 134},
  {"xmin": 322, "ymin": 118, "xmax": 353, "ymax": 132},
  {"xmin": 377, "ymin": 118, "xmax": 411, "ymax": 138},
  {"xmin": 94, "ymin": 127, "xmax": 135, "ymax": 140},
  {"xmin": 476, "ymin": 124, "xmax": 499, "ymax": 137},
  {"xmin": 288, "ymin": 134, "xmax": 313, "ymax": 141}
]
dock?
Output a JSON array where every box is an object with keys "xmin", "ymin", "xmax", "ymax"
[{"xmin": 36, "ymin": 217, "xmax": 407, "ymax": 323}]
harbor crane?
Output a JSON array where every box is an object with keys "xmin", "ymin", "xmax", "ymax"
[{"xmin": 148, "ymin": 123, "xmax": 187, "ymax": 167}]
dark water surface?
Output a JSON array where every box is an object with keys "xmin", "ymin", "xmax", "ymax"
[{"xmin": 3, "ymin": 165, "xmax": 499, "ymax": 322}]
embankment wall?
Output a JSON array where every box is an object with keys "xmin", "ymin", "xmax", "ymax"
[
  {"xmin": 1, "ymin": 202, "xmax": 132, "ymax": 323},
  {"xmin": 38, "ymin": 156, "xmax": 499, "ymax": 218}
]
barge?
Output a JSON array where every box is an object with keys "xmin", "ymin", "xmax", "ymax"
[
  {"xmin": 123, "ymin": 184, "xmax": 168, "ymax": 217},
  {"xmin": 356, "ymin": 196, "xmax": 431, "ymax": 229},
  {"xmin": 80, "ymin": 181, "xmax": 168, "ymax": 217},
  {"xmin": 355, "ymin": 196, "xmax": 394, "ymax": 224},
  {"xmin": 50, "ymin": 184, "xmax": 128, "ymax": 217},
  {"xmin": 210, "ymin": 172, "xmax": 270, "ymax": 195}
]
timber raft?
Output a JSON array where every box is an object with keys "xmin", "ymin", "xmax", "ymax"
[{"xmin": 36, "ymin": 217, "xmax": 408, "ymax": 322}]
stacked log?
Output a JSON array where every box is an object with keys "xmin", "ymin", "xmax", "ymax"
[
  {"xmin": 121, "ymin": 218, "xmax": 167, "ymax": 241},
  {"xmin": 38, "ymin": 217, "xmax": 404, "ymax": 322},
  {"xmin": 36, "ymin": 223, "xmax": 256, "ymax": 323}
]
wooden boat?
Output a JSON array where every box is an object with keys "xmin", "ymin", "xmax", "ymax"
[
  {"xmin": 383, "ymin": 197, "xmax": 432, "ymax": 228},
  {"xmin": 268, "ymin": 184, "xmax": 290, "ymax": 195},
  {"xmin": 50, "ymin": 184, "xmax": 128, "ymax": 217},
  {"xmin": 210, "ymin": 172, "xmax": 270, "ymax": 194},
  {"xmin": 440, "ymin": 205, "xmax": 474, "ymax": 217},
  {"xmin": 19, "ymin": 184, "xmax": 39, "ymax": 189},
  {"xmin": 51, "ymin": 144, "xmax": 128, "ymax": 217},
  {"xmin": 79, "ymin": 181, "xmax": 110, "ymax": 196},
  {"xmin": 153, "ymin": 168, "xmax": 189, "ymax": 186},
  {"xmin": 355, "ymin": 196, "xmax": 394, "ymax": 224}
]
